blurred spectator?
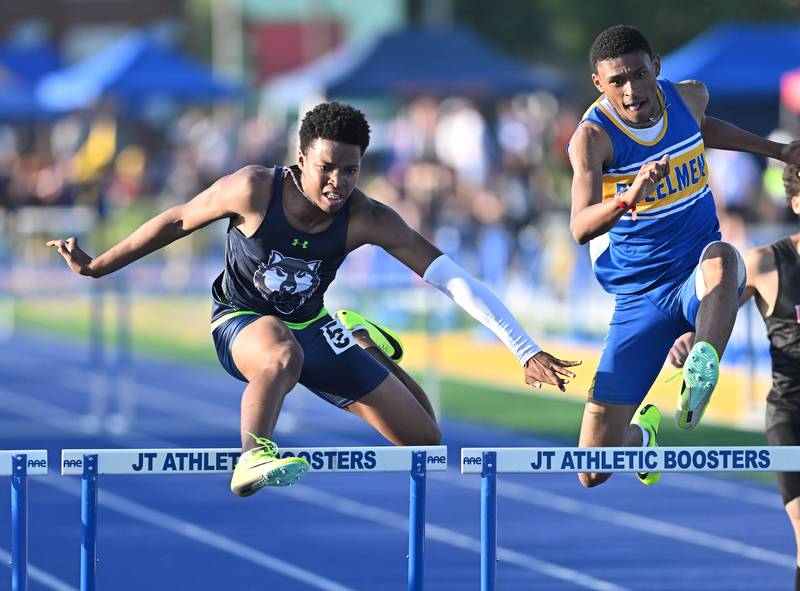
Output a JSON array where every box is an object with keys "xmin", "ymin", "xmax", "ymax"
[
  {"xmin": 435, "ymin": 98, "xmax": 490, "ymax": 188},
  {"xmin": 472, "ymin": 189, "xmax": 511, "ymax": 292},
  {"xmin": 707, "ymin": 148, "xmax": 760, "ymax": 247},
  {"xmin": 386, "ymin": 97, "xmax": 439, "ymax": 176},
  {"xmin": 15, "ymin": 86, "xmax": 794, "ymax": 340},
  {"xmin": 764, "ymin": 129, "xmax": 797, "ymax": 223},
  {"xmin": 403, "ymin": 160, "xmax": 454, "ymax": 239},
  {"xmin": 72, "ymin": 115, "xmax": 116, "ymax": 185},
  {"xmin": 0, "ymin": 124, "xmax": 17, "ymax": 208},
  {"xmin": 107, "ymin": 145, "xmax": 146, "ymax": 206}
]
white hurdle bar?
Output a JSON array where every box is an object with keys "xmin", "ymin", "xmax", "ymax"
[
  {"xmin": 63, "ymin": 445, "xmax": 448, "ymax": 591},
  {"xmin": 461, "ymin": 446, "xmax": 800, "ymax": 591},
  {"xmin": 1, "ymin": 450, "xmax": 48, "ymax": 591}
]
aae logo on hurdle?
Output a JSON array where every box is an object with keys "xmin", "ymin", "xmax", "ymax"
[
  {"xmin": 0, "ymin": 450, "xmax": 48, "ymax": 475},
  {"xmin": 460, "ymin": 446, "xmax": 800, "ymax": 474},
  {"xmin": 61, "ymin": 446, "xmax": 448, "ymax": 475}
]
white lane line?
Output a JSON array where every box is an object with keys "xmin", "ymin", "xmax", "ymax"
[
  {"xmin": 26, "ymin": 391, "xmax": 627, "ymax": 591},
  {"xmin": 3, "ymin": 350, "xmax": 790, "ymax": 578},
  {"xmin": 57, "ymin": 367, "xmax": 304, "ymax": 435},
  {"xmin": 0, "ymin": 385, "xmax": 89, "ymax": 428},
  {"xmin": 0, "ymin": 547, "xmax": 77, "ymax": 591},
  {"xmin": 665, "ymin": 473, "xmax": 782, "ymax": 509},
  {"xmin": 0, "ymin": 386, "xmax": 176, "ymax": 449},
  {"xmin": 15, "ymin": 371, "xmax": 787, "ymax": 570},
  {"xmin": 0, "ymin": 387, "xmax": 352, "ymax": 591},
  {"xmin": 0, "ymin": 379, "xmax": 628, "ymax": 590},
  {"xmin": 44, "ymin": 477, "xmax": 355, "ymax": 591},
  {"xmin": 276, "ymin": 485, "xmax": 630, "ymax": 591},
  {"xmin": 437, "ymin": 472, "xmax": 795, "ymax": 569},
  {"xmin": 55, "ymin": 357, "xmax": 789, "ymax": 512}
]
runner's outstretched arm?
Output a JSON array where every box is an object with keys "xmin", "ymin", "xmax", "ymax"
[
  {"xmin": 701, "ymin": 116, "xmax": 800, "ymax": 163},
  {"xmin": 47, "ymin": 166, "xmax": 262, "ymax": 277},
  {"xmin": 674, "ymin": 81, "xmax": 800, "ymax": 163},
  {"xmin": 351, "ymin": 197, "xmax": 581, "ymax": 392}
]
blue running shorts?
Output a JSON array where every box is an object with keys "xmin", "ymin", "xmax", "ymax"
[
  {"xmin": 212, "ymin": 309, "xmax": 390, "ymax": 408},
  {"xmin": 591, "ymin": 242, "xmax": 745, "ymax": 405}
]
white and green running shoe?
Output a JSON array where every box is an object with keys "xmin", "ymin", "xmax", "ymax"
[
  {"xmin": 635, "ymin": 404, "xmax": 661, "ymax": 486},
  {"xmin": 230, "ymin": 434, "xmax": 308, "ymax": 497},
  {"xmin": 335, "ymin": 309, "xmax": 404, "ymax": 362},
  {"xmin": 675, "ymin": 341, "xmax": 719, "ymax": 430}
]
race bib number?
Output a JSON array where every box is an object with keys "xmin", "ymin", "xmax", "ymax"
[{"xmin": 320, "ymin": 318, "xmax": 356, "ymax": 355}]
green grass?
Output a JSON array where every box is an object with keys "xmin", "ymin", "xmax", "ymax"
[
  {"xmin": 14, "ymin": 298, "xmax": 768, "ymax": 448},
  {"xmin": 438, "ymin": 377, "xmax": 772, "ymax": 484},
  {"xmin": 439, "ymin": 377, "xmax": 767, "ymax": 447},
  {"xmin": 439, "ymin": 378, "xmax": 585, "ymax": 441},
  {"xmin": 14, "ymin": 296, "xmax": 218, "ymax": 366}
]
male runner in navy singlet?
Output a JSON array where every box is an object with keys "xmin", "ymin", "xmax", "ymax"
[
  {"xmin": 670, "ymin": 165, "xmax": 800, "ymax": 589},
  {"xmin": 49, "ymin": 102, "xmax": 579, "ymax": 496}
]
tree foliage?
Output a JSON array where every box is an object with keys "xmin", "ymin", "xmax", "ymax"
[{"xmin": 450, "ymin": 0, "xmax": 800, "ymax": 69}]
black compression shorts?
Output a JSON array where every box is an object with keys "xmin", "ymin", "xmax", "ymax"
[{"xmin": 766, "ymin": 420, "xmax": 800, "ymax": 505}]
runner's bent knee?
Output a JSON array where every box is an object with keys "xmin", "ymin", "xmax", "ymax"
[
  {"xmin": 392, "ymin": 421, "xmax": 440, "ymax": 446},
  {"xmin": 251, "ymin": 340, "xmax": 303, "ymax": 384},
  {"xmin": 420, "ymin": 421, "xmax": 441, "ymax": 446},
  {"xmin": 578, "ymin": 472, "xmax": 609, "ymax": 488},
  {"xmin": 701, "ymin": 242, "xmax": 739, "ymax": 281}
]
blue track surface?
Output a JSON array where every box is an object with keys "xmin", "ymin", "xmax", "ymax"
[{"xmin": 0, "ymin": 332, "xmax": 794, "ymax": 591}]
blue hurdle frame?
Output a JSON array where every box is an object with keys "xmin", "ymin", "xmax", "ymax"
[
  {"xmin": 408, "ymin": 450, "xmax": 427, "ymax": 591},
  {"xmin": 11, "ymin": 454, "xmax": 28, "ymax": 591},
  {"xmin": 480, "ymin": 451, "xmax": 497, "ymax": 591},
  {"xmin": 468, "ymin": 445, "xmax": 800, "ymax": 591},
  {"xmin": 4, "ymin": 451, "xmax": 47, "ymax": 591},
  {"xmin": 81, "ymin": 455, "xmax": 98, "ymax": 591},
  {"xmin": 79, "ymin": 450, "xmax": 431, "ymax": 591}
]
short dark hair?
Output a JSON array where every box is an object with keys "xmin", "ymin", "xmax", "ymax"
[
  {"xmin": 298, "ymin": 101, "xmax": 371, "ymax": 155},
  {"xmin": 590, "ymin": 25, "xmax": 653, "ymax": 72},
  {"xmin": 784, "ymin": 164, "xmax": 800, "ymax": 201}
]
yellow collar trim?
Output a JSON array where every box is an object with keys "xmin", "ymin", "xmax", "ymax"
[{"xmin": 596, "ymin": 86, "xmax": 668, "ymax": 146}]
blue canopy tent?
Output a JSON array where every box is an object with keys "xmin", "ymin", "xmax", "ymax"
[
  {"xmin": 0, "ymin": 67, "xmax": 54, "ymax": 121},
  {"xmin": 328, "ymin": 27, "xmax": 565, "ymax": 98},
  {"xmin": 661, "ymin": 23, "xmax": 800, "ymax": 135},
  {"xmin": 36, "ymin": 32, "xmax": 241, "ymax": 114},
  {"xmin": 0, "ymin": 43, "xmax": 61, "ymax": 120},
  {"xmin": 263, "ymin": 26, "xmax": 565, "ymax": 106},
  {"xmin": 0, "ymin": 43, "xmax": 60, "ymax": 85}
]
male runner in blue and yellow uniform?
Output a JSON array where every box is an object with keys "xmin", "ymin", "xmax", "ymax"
[
  {"xmin": 568, "ymin": 25, "xmax": 800, "ymax": 488},
  {"xmin": 670, "ymin": 165, "xmax": 800, "ymax": 589},
  {"xmin": 49, "ymin": 102, "xmax": 580, "ymax": 496}
]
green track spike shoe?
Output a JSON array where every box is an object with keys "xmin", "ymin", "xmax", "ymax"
[
  {"xmin": 335, "ymin": 309, "xmax": 404, "ymax": 362},
  {"xmin": 230, "ymin": 434, "xmax": 308, "ymax": 497},
  {"xmin": 675, "ymin": 341, "xmax": 719, "ymax": 430},
  {"xmin": 635, "ymin": 404, "xmax": 661, "ymax": 486}
]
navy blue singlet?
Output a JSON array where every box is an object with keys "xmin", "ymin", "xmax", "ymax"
[{"xmin": 211, "ymin": 166, "xmax": 350, "ymax": 324}]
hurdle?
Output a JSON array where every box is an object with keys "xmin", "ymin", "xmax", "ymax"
[
  {"xmin": 1, "ymin": 450, "xmax": 48, "ymax": 591},
  {"xmin": 62, "ymin": 445, "xmax": 447, "ymax": 591},
  {"xmin": 461, "ymin": 445, "xmax": 800, "ymax": 591}
]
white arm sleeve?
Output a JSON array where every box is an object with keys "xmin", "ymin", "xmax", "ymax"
[{"xmin": 423, "ymin": 254, "xmax": 541, "ymax": 366}]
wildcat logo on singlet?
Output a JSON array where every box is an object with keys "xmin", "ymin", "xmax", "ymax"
[{"xmin": 253, "ymin": 250, "xmax": 322, "ymax": 314}]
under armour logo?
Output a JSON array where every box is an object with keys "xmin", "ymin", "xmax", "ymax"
[{"xmin": 292, "ymin": 239, "xmax": 309, "ymax": 249}]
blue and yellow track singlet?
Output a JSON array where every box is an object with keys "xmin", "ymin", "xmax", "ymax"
[{"xmin": 582, "ymin": 79, "xmax": 721, "ymax": 295}]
